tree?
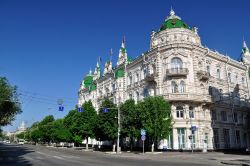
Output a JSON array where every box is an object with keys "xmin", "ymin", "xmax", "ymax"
[
  {"xmin": 16, "ymin": 132, "xmax": 25, "ymax": 139},
  {"xmin": 50, "ymin": 119, "xmax": 71, "ymax": 143},
  {"xmin": 137, "ymin": 96, "xmax": 172, "ymax": 152},
  {"xmin": 96, "ymin": 98, "xmax": 118, "ymax": 152},
  {"xmin": 120, "ymin": 99, "xmax": 140, "ymax": 150},
  {"xmin": 78, "ymin": 101, "xmax": 97, "ymax": 150},
  {"xmin": 38, "ymin": 115, "xmax": 55, "ymax": 143},
  {"xmin": 0, "ymin": 77, "xmax": 21, "ymax": 126},
  {"xmin": 64, "ymin": 109, "xmax": 81, "ymax": 145}
]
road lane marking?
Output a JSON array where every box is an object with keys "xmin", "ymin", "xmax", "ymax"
[
  {"xmin": 24, "ymin": 156, "xmax": 34, "ymax": 161},
  {"xmin": 53, "ymin": 156, "xmax": 65, "ymax": 160}
]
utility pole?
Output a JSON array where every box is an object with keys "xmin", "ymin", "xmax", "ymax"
[
  {"xmin": 117, "ymin": 104, "xmax": 120, "ymax": 153},
  {"xmin": 189, "ymin": 111, "xmax": 194, "ymax": 153}
]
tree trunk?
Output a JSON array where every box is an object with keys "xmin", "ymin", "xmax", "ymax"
[
  {"xmin": 112, "ymin": 142, "xmax": 116, "ymax": 152},
  {"xmin": 86, "ymin": 137, "xmax": 88, "ymax": 150},
  {"xmin": 151, "ymin": 143, "xmax": 154, "ymax": 152}
]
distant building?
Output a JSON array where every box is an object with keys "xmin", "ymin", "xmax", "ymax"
[
  {"xmin": 16, "ymin": 121, "xmax": 26, "ymax": 134},
  {"xmin": 78, "ymin": 9, "xmax": 250, "ymax": 150}
]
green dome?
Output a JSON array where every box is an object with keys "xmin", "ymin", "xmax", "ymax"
[
  {"xmin": 160, "ymin": 19, "xmax": 189, "ymax": 31},
  {"xmin": 160, "ymin": 9, "xmax": 189, "ymax": 31},
  {"xmin": 83, "ymin": 75, "xmax": 93, "ymax": 88}
]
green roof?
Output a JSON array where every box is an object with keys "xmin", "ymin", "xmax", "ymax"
[
  {"xmin": 127, "ymin": 57, "xmax": 133, "ymax": 63},
  {"xmin": 83, "ymin": 75, "xmax": 93, "ymax": 88},
  {"xmin": 90, "ymin": 84, "xmax": 97, "ymax": 91},
  {"xmin": 115, "ymin": 69, "xmax": 125, "ymax": 79},
  {"xmin": 121, "ymin": 47, "xmax": 126, "ymax": 53},
  {"xmin": 160, "ymin": 18, "xmax": 189, "ymax": 31}
]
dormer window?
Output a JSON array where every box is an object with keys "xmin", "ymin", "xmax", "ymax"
[
  {"xmin": 217, "ymin": 69, "xmax": 221, "ymax": 79},
  {"xmin": 228, "ymin": 73, "xmax": 232, "ymax": 83}
]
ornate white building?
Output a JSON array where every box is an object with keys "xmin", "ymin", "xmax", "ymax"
[{"xmin": 78, "ymin": 9, "xmax": 250, "ymax": 151}]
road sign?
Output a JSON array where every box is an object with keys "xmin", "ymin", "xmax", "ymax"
[
  {"xmin": 141, "ymin": 129, "xmax": 146, "ymax": 136},
  {"xmin": 78, "ymin": 107, "xmax": 83, "ymax": 113},
  {"xmin": 141, "ymin": 135, "xmax": 146, "ymax": 141},
  {"xmin": 103, "ymin": 108, "xmax": 109, "ymax": 113},
  {"xmin": 59, "ymin": 105, "xmax": 64, "ymax": 111},
  {"xmin": 191, "ymin": 126, "xmax": 196, "ymax": 131}
]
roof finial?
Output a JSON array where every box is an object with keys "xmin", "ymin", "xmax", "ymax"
[
  {"xmin": 89, "ymin": 68, "xmax": 92, "ymax": 75},
  {"xmin": 170, "ymin": 6, "xmax": 175, "ymax": 16},
  {"xmin": 121, "ymin": 36, "xmax": 126, "ymax": 48}
]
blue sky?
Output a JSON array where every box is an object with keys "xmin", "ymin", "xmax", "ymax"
[{"xmin": 1, "ymin": 0, "xmax": 250, "ymax": 131}]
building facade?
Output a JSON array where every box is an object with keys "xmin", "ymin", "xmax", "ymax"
[{"xmin": 78, "ymin": 9, "xmax": 250, "ymax": 150}]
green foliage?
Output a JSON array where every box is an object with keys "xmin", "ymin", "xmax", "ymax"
[
  {"xmin": 96, "ymin": 98, "xmax": 118, "ymax": 141},
  {"xmin": 79, "ymin": 101, "xmax": 97, "ymax": 139},
  {"xmin": 0, "ymin": 77, "xmax": 21, "ymax": 126},
  {"xmin": 63, "ymin": 101, "xmax": 97, "ymax": 146},
  {"xmin": 16, "ymin": 132, "xmax": 25, "ymax": 139},
  {"xmin": 50, "ymin": 119, "xmax": 71, "ymax": 143},
  {"xmin": 120, "ymin": 99, "xmax": 140, "ymax": 148},
  {"xmin": 137, "ymin": 96, "xmax": 172, "ymax": 144},
  {"xmin": 39, "ymin": 115, "xmax": 54, "ymax": 126}
]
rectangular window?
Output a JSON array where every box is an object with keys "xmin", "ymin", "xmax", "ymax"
[
  {"xmin": 233, "ymin": 112, "xmax": 238, "ymax": 123},
  {"xmin": 221, "ymin": 111, "xmax": 227, "ymax": 121},
  {"xmin": 213, "ymin": 128, "xmax": 220, "ymax": 149},
  {"xmin": 176, "ymin": 110, "xmax": 184, "ymax": 118},
  {"xmin": 212, "ymin": 110, "xmax": 217, "ymax": 120},
  {"xmin": 177, "ymin": 128, "xmax": 185, "ymax": 149},
  {"xmin": 236, "ymin": 130, "xmax": 240, "ymax": 145},
  {"xmin": 189, "ymin": 111, "xmax": 194, "ymax": 118},
  {"xmin": 223, "ymin": 129, "xmax": 230, "ymax": 148}
]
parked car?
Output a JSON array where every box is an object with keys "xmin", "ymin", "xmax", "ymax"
[
  {"xmin": 246, "ymin": 147, "xmax": 250, "ymax": 154},
  {"xmin": 4, "ymin": 140, "xmax": 10, "ymax": 144},
  {"xmin": 18, "ymin": 139, "xmax": 25, "ymax": 145}
]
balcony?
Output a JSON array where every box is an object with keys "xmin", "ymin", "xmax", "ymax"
[
  {"xmin": 164, "ymin": 93, "xmax": 212, "ymax": 103},
  {"xmin": 144, "ymin": 73, "xmax": 156, "ymax": 82},
  {"xmin": 166, "ymin": 68, "xmax": 188, "ymax": 77},
  {"xmin": 197, "ymin": 70, "xmax": 210, "ymax": 81}
]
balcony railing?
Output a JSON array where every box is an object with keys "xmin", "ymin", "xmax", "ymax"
[
  {"xmin": 166, "ymin": 68, "xmax": 188, "ymax": 77},
  {"xmin": 144, "ymin": 73, "xmax": 155, "ymax": 81},
  {"xmin": 163, "ymin": 93, "xmax": 212, "ymax": 103},
  {"xmin": 197, "ymin": 70, "xmax": 210, "ymax": 81}
]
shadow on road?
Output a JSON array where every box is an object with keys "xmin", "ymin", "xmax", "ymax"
[{"xmin": 0, "ymin": 143, "xmax": 34, "ymax": 166}]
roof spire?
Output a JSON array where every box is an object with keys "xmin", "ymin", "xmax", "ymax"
[
  {"xmin": 89, "ymin": 68, "xmax": 92, "ymax": 75},
  {"xmin": 170, "ymin": 6, "xmax": 175, "ymax": 16},
  {"xmin": 243, "ymin": 40, "xmax": 249, "ymax": 54}
]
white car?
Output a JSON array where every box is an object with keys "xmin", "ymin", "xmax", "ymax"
[
  {"xmin": 18, "ymin": 139, "xmax": 25, "ymax": 145},
  {"xmin": 246, "ymin": 147, "xmax": 250, "ymax": 154}
]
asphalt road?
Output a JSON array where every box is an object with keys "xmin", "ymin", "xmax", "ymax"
[{"xmin": 0, "ymin": 143, "xmax": 248, "ymax": 166}]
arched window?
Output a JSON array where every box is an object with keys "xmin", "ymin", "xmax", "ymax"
[
  {"xmin": 228, "ymin": 73, "xmax": 231, "ymax": 83},
  {"xmin": 207, "ymin": 65, "xmax": 210, "ymax": 75},
  {"xmin": 179, "ymin": 81, "xmax": 185, "ymax": 93},
  {"xmin": 136, "ymin": 91, "xmax": 139, "ymax": 102},
  {"xmin": 171, "ymin": 81, "xmax": 178, "ymax": 93},
  {"xmin": 135, "ymin": 73, "xmax": 139, "ymax": 82},
  {"xmin": 217, "ymin": 69, "xmax": 221, "ymax": 79},
  {"xmin": 171, "ymin": 58, "xmax": 183, "ymax": 69},
  {"xmin": 128, "ymin": 73, "xmax": 132, "ymax": 85},
  {"xmin": 242, "ymin": 77, "xmax": 245, "ymax": 86},
  {"xmin": 176, "ymin": 106, "xmax": 184, "ymax": 118},
  {"xmin": 129, "ymin": 93, "xmax": 132, "ymax": 99}
]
